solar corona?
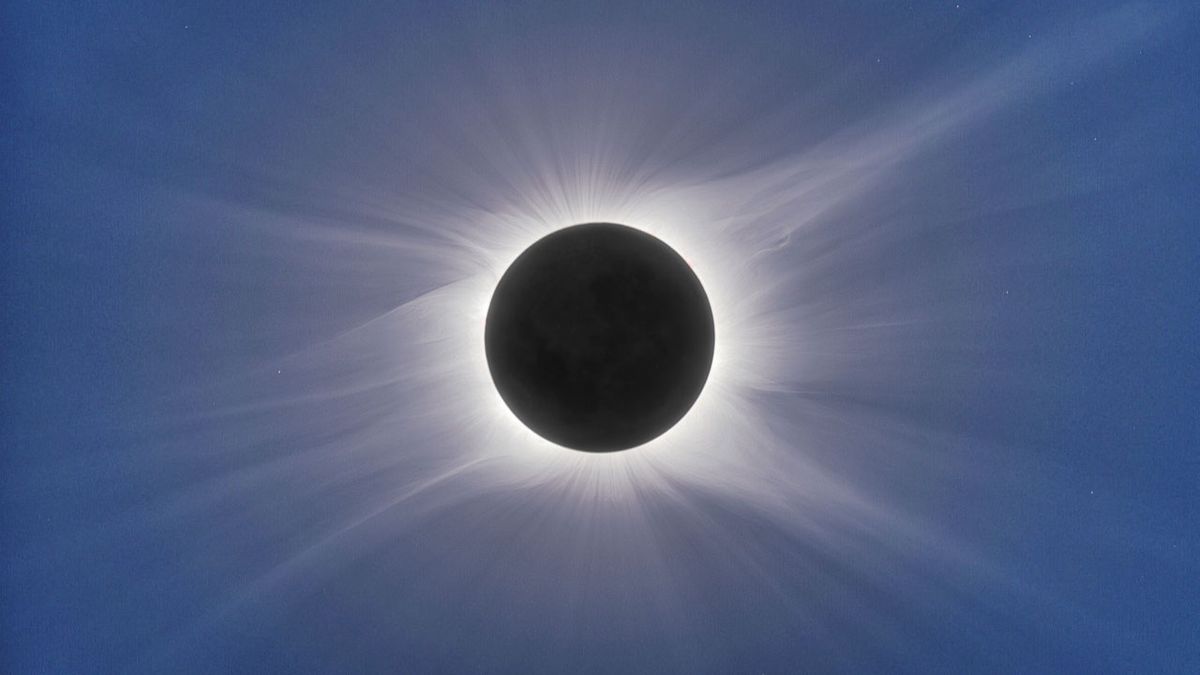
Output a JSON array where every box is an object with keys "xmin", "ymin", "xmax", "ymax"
[{"xmin": 4, "ymin": 3, "xmax": 1191, "ymax": 672}]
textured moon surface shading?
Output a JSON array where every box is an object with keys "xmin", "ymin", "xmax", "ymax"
[
  {"xmin": 486, "ymin": 223, "xmax": 714, "ymax": 452},
  {"xmin": 3, "ymin": 2, "xmax": 1198, "ymax": 673}
]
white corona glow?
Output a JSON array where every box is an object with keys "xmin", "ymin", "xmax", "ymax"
[
  {"xmin": 136, "ymin": 8, "xmax": 1158, "ymax": 660},
  {"xmin": 194, "ymin": 5, "xmax": 1149, "ymax": 542},
  {"xmin": 340, "ymin": 169, "xmax": 859, "ymax": 522},
  {"xmin": 401, "ymin": 193, "xmax": 759, "ymax": 483}
]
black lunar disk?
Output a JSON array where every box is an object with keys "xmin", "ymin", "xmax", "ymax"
[{"xmin": 485, "ymin": 223, "xmax": 716, "ymax": 452}]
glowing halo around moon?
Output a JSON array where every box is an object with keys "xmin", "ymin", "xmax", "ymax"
[
  {"xmin": 351, "ymin": 7, "xmax": 1156, "ymax": 503},
  {"xmin": 415, "ymin": 185, "xmax": 769, "ymax": 474},
  {"xmin": 124, "ymin": 9, "xmax": 1164, "ymax": 666},
  {"xmin": 306, "ymin": 158, "xmax": 862, "ymax": 520},
  {"xmin": 313, "ymin": 1, "xmax": 1139, "ymax": 506}
]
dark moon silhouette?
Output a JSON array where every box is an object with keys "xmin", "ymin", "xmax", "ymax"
[{"xmin": 485, "ymin": 222, "xmax": 715, "ymax": 452}]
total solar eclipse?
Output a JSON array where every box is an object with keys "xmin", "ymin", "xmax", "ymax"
[{"xmin": 485, "ymin": 223, "xmax": 715, "ymax": 452}]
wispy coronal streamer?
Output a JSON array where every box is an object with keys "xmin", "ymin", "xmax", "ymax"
[
  {"xmin": 4, "ymin": 2, "xmax": 1196, "ymax": 673},
  {"xmin": 140, "ymin": 2, "xmax": 1152, "ymax": 661}
]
